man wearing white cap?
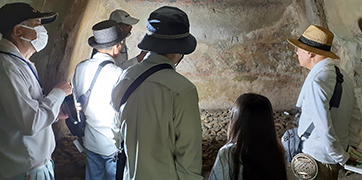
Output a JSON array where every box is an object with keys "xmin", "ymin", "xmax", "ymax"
[
  {"xmin": 92, "ymin": 9, "xmax": 147, "ymax": 69},
  {"xmin": 0, "ymin": 2, "xmax": 72, "ymax": 179},
  {"xmin": 287, "ymin": 25, "xmax": 361, "ymax": 179}
]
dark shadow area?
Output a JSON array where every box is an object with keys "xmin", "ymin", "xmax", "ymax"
[{"xmin": 358, "ymin": 18, "xmax": 362, "ymax": 32}]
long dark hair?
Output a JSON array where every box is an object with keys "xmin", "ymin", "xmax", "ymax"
[{"xmin": 227, "ymin": 93, "xmax": 286, "ymax": 180}]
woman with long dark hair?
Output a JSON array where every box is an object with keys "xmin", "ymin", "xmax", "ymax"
[{"xmin": 209, "ymin": 93, "xmax": 287, "ymax": 180}]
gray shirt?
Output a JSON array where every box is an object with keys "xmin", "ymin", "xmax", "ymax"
[
  {"xmin": 209, "ymin": 143, "xmax": 243, "ymax": 180},
  {"xmin": 0, "ymin": 38, "xmax": 65, "ymax": 178}
]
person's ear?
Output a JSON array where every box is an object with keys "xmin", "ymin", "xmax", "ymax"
[
  {"xmin": 113, "ymin": 45, "xmax": 118, "ymax": 54},
  {"xmin": 309, "ymin": 52, "xmax": 316, "ymax": 58},
  {"xmin": 12, "ymin": 25, "xmax": 23, "ymax": 38}
]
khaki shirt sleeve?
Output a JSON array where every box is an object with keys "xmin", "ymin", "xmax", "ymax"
[{"xmin": 173, "ymin": 88, "xmax": 203, "ymax": 180}]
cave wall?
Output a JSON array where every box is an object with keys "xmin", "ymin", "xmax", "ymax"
[
  {"xmin": 73, "ymin": 0, "xmax": 305, "ymax": 111},
  {"xmin": 1, "ymin": 0, "xmax": 362, "ymax": 139},
  {"xmin": 66, "ymin": 0, "xmax": 362, "ymax": 111},
  {"xmin": 324, "ymin": 0, "xmax": 362, "ymax": 106}
]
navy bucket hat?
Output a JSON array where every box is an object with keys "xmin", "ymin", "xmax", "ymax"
[{"xmin": 138, "ymin": 6, "xmax": 197, "ymax": 55}]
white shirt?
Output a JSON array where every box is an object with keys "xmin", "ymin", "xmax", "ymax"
[
  {"xmin": 72, "ymin": 52, "xmax": 123, "ymax": 156},
  {"xmin": 209, "ymin": 143, "xmax": 243, "ymax": 180},
  {"xmin": 297, "ymin": 58, "xmax": 361, "ymax": 165},
  {"xmin": 111, "ymin": 53, "xmax": 203, "ymax": 180},
  {"xmin": 0, "ymin": 38, "xmax": 65, "ymax": 178},
  {"xmin": 91, "ymin": 39, "xmax": 138, "ymax": 70},
  {"xmin": 115, "ymin": 40, "xmax": 138, "ymax": 69}
]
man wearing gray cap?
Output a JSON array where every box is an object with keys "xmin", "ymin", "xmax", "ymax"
[
  {"xmin": 72, "ymin": 20, "xmax": 127, "ymax": 180},
  {"xmin": 112, "ymin": 6, "xmax": 202, "ymax": 180},
  {"xmin": 92, "ymin": 9, "xmax": 147, "ymax": 69},
  {"xmin": 0, "ymin": 2, "xmax": 72, "ymax": 180}
]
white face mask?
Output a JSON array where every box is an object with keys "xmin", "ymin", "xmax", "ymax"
[{"xmin": 19, "ymin": 25, "xmax": 48, "ymax": 52}]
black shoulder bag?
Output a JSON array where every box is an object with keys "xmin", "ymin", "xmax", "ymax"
[
  {"xmin": 282, "ymin": 66, "xmax": 344, "ymax": 163},
  {"xmin": 64, "ymin": 60, "xmax": 114, "ymax": 143},
  {"xmin": 116, "ymin": 63, "xmax": 173, "ymax": 180}
]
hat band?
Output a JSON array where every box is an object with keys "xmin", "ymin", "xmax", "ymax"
[
  {"xmin": 147, "ymin": 31, "xmax": 190, "ymax": 39},
  {"xmin": 298, "ymin": 36, "xmax": 331, "ymax": 51}
]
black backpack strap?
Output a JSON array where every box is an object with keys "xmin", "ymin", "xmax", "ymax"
[
  {"xmin": 329, "ymin": 66, "xmax": 343, "ymax": 110},
  {"xmin": 119, "ymin": 63, "xmax": 173, "ymax": 109},
  {"xmin": 300, "ymin": 66, "xmax": 344, "ymax": 138}
]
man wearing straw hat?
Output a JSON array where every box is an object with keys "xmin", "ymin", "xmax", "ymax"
[
  {"xmin": 72, "ymin": 20, "xmax": 127, "ymax": 180},
  {"xmin": 287, "ymin": 25, "xmax": 361, "ymax": 179},
  {"xmin": 111, "ymin": 6, "xmax": 202, "ymax": 180}
]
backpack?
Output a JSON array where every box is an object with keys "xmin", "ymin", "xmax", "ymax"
[{"xmin": 63, "ymin": 60, "xmax": 114, "ymax": 147}]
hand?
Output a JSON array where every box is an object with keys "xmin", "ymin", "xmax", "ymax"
[
  {"xmin": 57, "ymin": 103, "xmax": 69, "ymax": 119},
  {"xmin": 136, "ymin": 51, "xmax": 148, "ymax": 62},
  {"xmin": 54, "ymin": 81, "xmax": 72, "ymax": 96}
]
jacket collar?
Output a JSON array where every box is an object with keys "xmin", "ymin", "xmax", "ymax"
[
  {"xmin": 92, "ymin": 52, "xmax": 115, "ymax": 63},
  {"xmin": 144, "ymin": 53, "xmax": 176, "ymax": 69},
  {"xmin": 0, "ymin": 38, "xmax": 24, "ymax": 59}
]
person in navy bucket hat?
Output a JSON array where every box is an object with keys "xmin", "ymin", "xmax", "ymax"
[{"xmin": 112, "ymin": 6, "xmax": 203, "ymax": 180}]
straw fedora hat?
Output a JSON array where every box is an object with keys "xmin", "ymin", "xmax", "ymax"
[{"xmin": 287, "ymin": 25, "xmax": 339, "ymax": 59}]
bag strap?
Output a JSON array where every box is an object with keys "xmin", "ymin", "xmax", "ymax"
[
  {"xmin": 119, "ymin": 63, "xmax": 173, "ymax": 109},
  {"xmin": 301, "ymin": 123, "xmax": 315, "ymax": 138},
  {"xmin": 329, "ymin": 66, "xmax": 343, "ymax": 110},
  {"xmin": 88, "ymin": 60, "xmax": 114, "ymax": 93},
  {"xmin": 78, "ymin": 60, "xmax": 114, "ymax": 108},
  {"xmin": 301, "ymin": 66, "xmax": 344, "ymax": 138}
]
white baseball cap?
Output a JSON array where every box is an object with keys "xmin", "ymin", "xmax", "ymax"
[{"xmin": 109, "ymin": 9, "xmax": 139, "ymax": 25}]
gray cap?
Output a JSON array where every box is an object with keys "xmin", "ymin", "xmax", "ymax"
[{"xmin": 109, "ymin": 9, "xmax": 139, "ymax": 25}]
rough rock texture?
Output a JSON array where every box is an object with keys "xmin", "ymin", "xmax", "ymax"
[
  {"xmin": 1, "ymin": 0, "xmax": 361, "ymax": 139},
  {"xmin": 324, "ymin": 0, "xmax": 362, "ymax": 103},
  {"xmin": 53, "ymin": 109, "xmax": 362, "ymax": 179}
]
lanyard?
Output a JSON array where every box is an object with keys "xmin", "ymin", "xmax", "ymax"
[{"xmin": 0, "ymin": 51, "xmax": 44, "ymax": 95}]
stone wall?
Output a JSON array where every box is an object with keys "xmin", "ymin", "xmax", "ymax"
[
  {"xmin": 324, "ymin": 0, "xmax": 362, "ymax": 106},
  {"xmin": 59, "ymin": 0, "xmax": 362, "ymax": 111}
]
